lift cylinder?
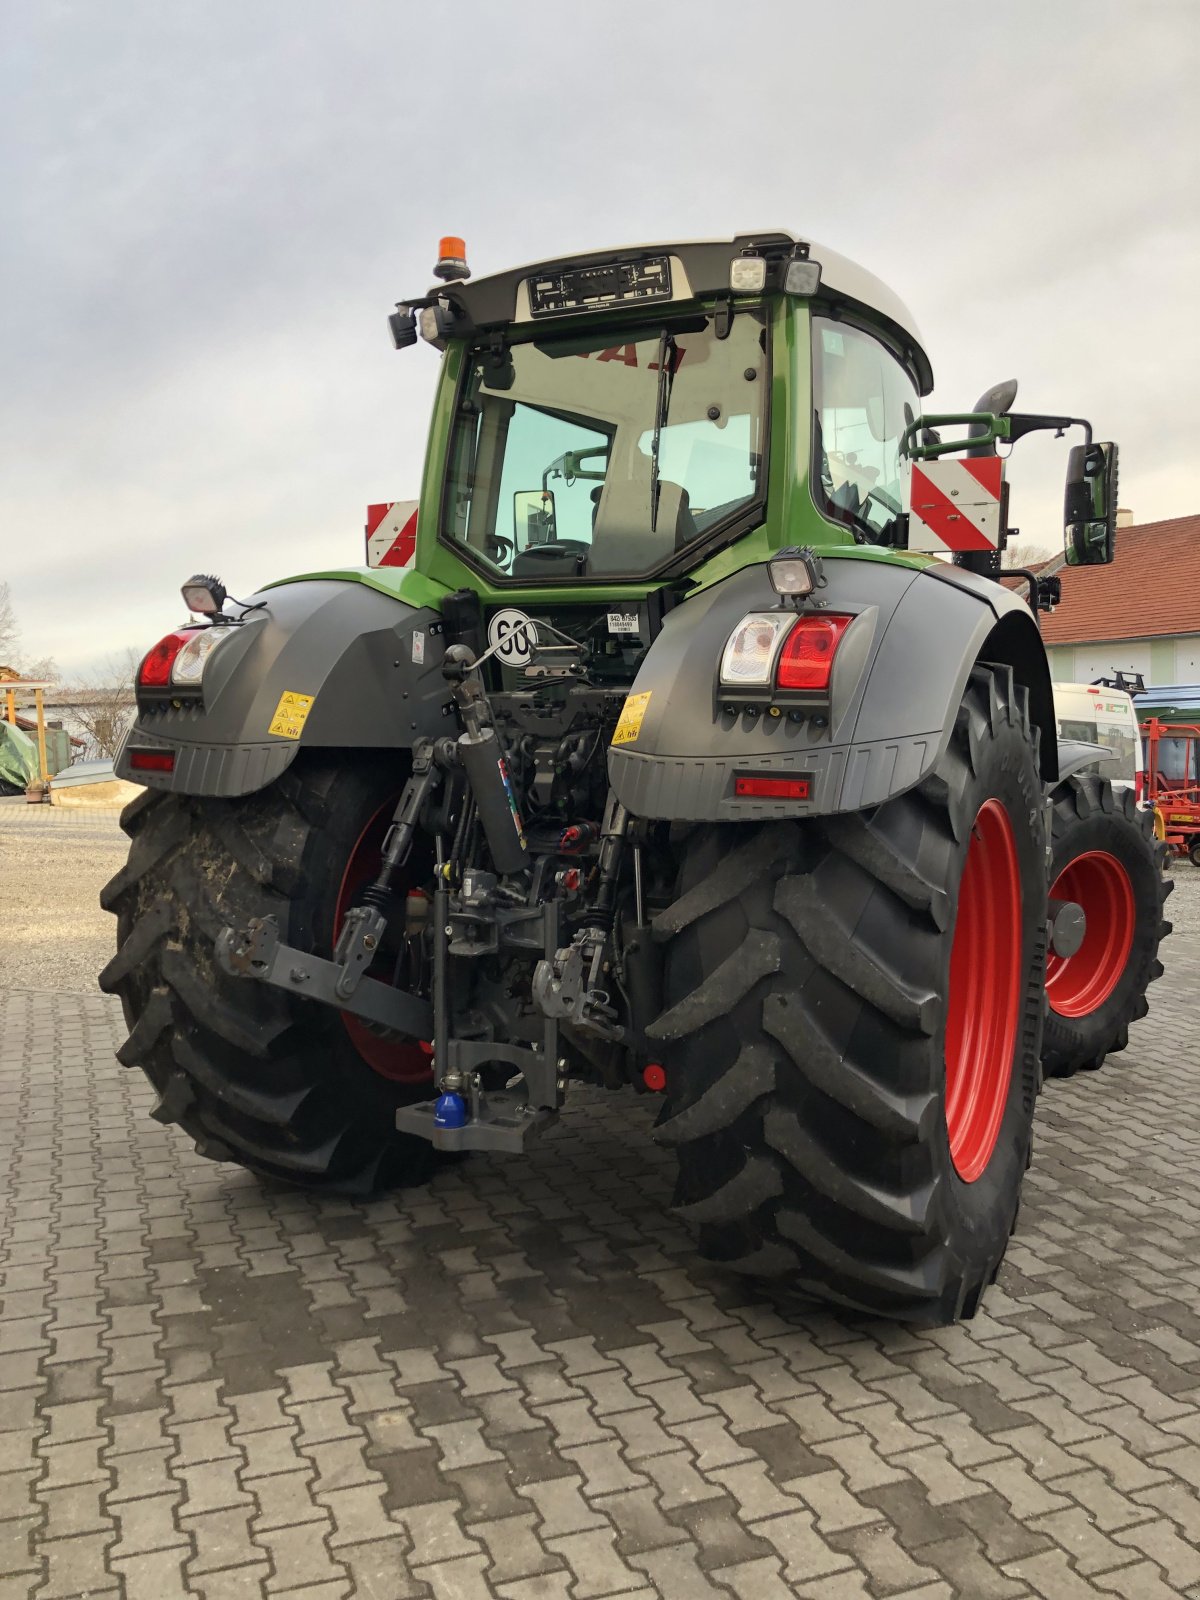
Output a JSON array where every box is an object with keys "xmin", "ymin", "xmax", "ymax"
[{"xmin": 457, "ymin": 726, "xmax": 529, "ymax": 875}]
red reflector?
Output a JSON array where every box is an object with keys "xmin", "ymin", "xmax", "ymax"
[
  {"xmin": 776, "ymin": 613, "xmax": 854, "ymax": 692},
  {"xmin": 129, "ymin": 750, "xmax": 176, "ymax": 773},
  {"xmin": 138, "ymin": 629, "xmax": 200, "ymax": 688},
  {"xmin": 735, "ymin": 775, "xmax": 811, "ymax": 800},
  {"xmin": 643, "ymin": 1063, "xmax": 667, "ymax": 1092}
]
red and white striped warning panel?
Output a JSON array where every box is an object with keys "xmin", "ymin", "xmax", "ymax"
[
  {"xmin": 365, "ymin": 500, "xmax": 419, "ymax": 568},
  {"xmin": 909, "ymin": 458, "xmax": 1004, "ymax": 553}
]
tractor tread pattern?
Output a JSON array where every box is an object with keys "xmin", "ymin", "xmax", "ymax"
[
  {"xmin": 1041, "ymin": 774, "xmax": 1170, "ymax": 1079},
  {"xmin": 657, "ymin": 665, "xmax": 1040, "ymax": 1322},
  {"xmin": 101, "ymin": 762, "xmax": 433, "ymax": 1193}
]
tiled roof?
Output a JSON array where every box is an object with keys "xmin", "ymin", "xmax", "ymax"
[
  {"xmin": 1040, "ymin": 514, "xmax": 1200, "ymax": 645},
  {"xmin": 1000, "ymin": 557, "xmax": 1056, "ymax": 595}
]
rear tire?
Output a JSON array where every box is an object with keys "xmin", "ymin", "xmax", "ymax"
[
  {"xmin": 1041, "ymin": 776, "xmax": 1171, "ymax": 1079},
  {"xmin": 100, "ymin": 759, "xmax": 437, "ymax": 1194},
  {"xmin": 650, "ymin": 666, "xmax": 1046, "ymax": 1323}
]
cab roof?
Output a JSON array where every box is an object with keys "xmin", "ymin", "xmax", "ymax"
[{"xmin": 426, "ymin": 231, "xmax": 934, "ymax": 394}]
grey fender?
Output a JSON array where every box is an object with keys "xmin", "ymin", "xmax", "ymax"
[
  {"xmin": 607, "ymin": 556, "xmax": 1057, "ymax": 821},
  {"xmin": 115, "ymin": 580, "xmax": 448, "ymax": 796},
  {"xmin": 1055, "ymin": 739, "xmax": 1123, "ymax": 785}
]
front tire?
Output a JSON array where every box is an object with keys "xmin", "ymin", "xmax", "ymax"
[
  {"xmin": 650, "ymin": 666, "xmax": 1046, "ymax": 1323},
  {"xmin": 100, "ymin": 759, "xmax": 437, "ymax": 1194},
  {"xmin": 1041, "ymin": 776, "xmax": 1171, "ymax": 1078}
]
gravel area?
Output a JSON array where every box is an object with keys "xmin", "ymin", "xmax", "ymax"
[{"xmin": 0, "ymin": 797, "xmax": 129, "ymax": 993}]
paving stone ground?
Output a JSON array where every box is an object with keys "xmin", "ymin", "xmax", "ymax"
[{"xmin": 2, "ymin": 810, "xmax": 1200, "ymax": 1599}]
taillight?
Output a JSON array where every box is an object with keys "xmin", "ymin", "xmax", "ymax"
[
  {"xmin": 719, "ymin": 609, "xmax": 856, "ymax": 698},
  {"xmin": 138, "ymin": 626, "xmax": 231, "ymax": 690},
  {"xmin": 735, "ymin": 775, "xmax": 810, "ymax": 800},
  {"xmin": 776, "ymin": 614, "xmax": 854, "ymax": 692},
  {"xmin": 128, "ymin": 750, "xmax": 176, "ymax": 773},
  {"xmin": 138, "ymin": 630, "xmax": 202, "ymax": 688},
  {"xmin": 718, "ymin": 612, "xmax": 795, "ymax": 685}
]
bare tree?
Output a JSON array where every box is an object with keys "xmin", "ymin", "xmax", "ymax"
[
  {"xmin": 1005, "ymin": 541, "xmax": 1059, "ymax": 569},
  {"xmin": 0, "ymin": 581, "xmax": 19, "ymax": 667},
  {"xmin": 58, "ymin": 648, "xmax": 142, "ymax": 761},
  {"xmin": 0, "ymin": 582, "xmax": 58, "ymax": 685}
]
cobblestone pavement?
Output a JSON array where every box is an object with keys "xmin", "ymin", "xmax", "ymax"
[{"xmin": 3, "ymin": 905, "xmax": 1200, "ymax": 1598}]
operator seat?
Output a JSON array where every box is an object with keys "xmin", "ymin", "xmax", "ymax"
[{"xmin": 587, "ymin": 476, "xmax": 696, "ymax": 573}]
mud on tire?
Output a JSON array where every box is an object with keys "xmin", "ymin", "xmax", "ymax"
[
  {"xmin": 650, "ymin": 665, "xmax": 1046, "ymax": 1323},
  {"xmin": 100, "ymin": 759, "xmax": 436, "ymax": 1194},
  {"xmin": 1041, "ymin": 774, "xmax": 1171, "ymax": 1079}
]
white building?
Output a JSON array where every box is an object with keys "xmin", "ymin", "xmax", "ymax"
[{"xmin": 1041, "ymin": 513, "xmax": 1200, "ymax": 686}]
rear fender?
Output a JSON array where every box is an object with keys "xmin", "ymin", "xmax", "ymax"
[
  {"xmin": 607, "ymin": 556, "xmax": 1056, "ymax": 820},
  {"xmin": 115, "ymin": 580, "xmax": 448, "ymax": 796}
]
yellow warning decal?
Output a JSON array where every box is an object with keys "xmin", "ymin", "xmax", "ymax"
[
  {"xmin": 268, "ymin": 690, "xmax": 315, "ymax": 740},
  {"xmin": 612, "ymin": 690, "xmax": 652, "ymax": 746}
]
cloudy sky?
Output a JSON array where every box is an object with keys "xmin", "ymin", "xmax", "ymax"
[{"xmin": 2, "ymin": 1, "xmax": 1197, "ymax": 678}]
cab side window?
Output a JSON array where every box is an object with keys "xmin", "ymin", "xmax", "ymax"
[{"xmin": 813, "ymin": 318, "xmax": 920, "ymax": 547}]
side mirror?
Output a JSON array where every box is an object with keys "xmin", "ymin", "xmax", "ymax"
[
  {"xmin": 1064, "ymin": 442, "xmax": 1118, "ymax": 565},
  {"xmin": 514, "ymin": 489, "xmax": 557, "ymax": 546}
]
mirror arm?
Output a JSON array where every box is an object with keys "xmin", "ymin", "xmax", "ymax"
[
  {"xmin": 906, "ymin": 412, "xmax": 1004, "ymax": 459},
  {"xmin": 908, "ymin": 412, "xmax": 1094, "ymax": 459},
  {"xmin": 1006, "ymin": 413, "xmax": 1093, "ymax": 446}
]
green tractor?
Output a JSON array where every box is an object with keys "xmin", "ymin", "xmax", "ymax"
[{"xmin": 102, "ymin": 232, "xmax": 1170, "ymax": 1322}]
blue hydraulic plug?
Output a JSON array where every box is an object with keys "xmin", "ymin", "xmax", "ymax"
[{"xmin": 433, "ymin": 1092, "xmax": 468, "ymax": 1129}]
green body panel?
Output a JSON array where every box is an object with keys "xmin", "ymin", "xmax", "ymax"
[{"xmin": 265, "ymin": 301, "xmax": 930, "ymax": 612}]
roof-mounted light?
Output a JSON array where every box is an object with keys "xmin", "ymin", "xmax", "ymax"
[
  {"xmin": 434, "ymin": 236, "xmax": 469, "ymax": 282},
  {"xmin": 418, "ymin": 306, "xmax": 440, "ymax": 343},
  {"xmin": 389, "ymin": 305, "xmax": 418, "ymax": 349},
  {"xmin": 729, "ymin": 255, "xmax": 767, "ymax": 293},
  {"xmin": 784, "ymin": 259, "xmax": 822, "ymax": 296}
]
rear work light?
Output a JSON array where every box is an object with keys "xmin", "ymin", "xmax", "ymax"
[
  {"xmin": 735, "ymin": 775, "xmax": 810, "ymax": 800},
  {"xmin": 776, "ymin": 614, "xmax": 854, "ymax": 692}
]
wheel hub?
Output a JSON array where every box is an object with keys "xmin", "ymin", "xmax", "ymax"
[
  {"xmin": 1045, "ymin": 850, "xmax": 1135, "ymax": 1018},
  {"xmin": 1048, "ymin": 898, "xmax": 1086, "ymax": 959}
]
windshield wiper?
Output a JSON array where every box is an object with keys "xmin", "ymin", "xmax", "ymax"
[{"xmin": 650, "ymin": 330, "xmax": 678, "ymax": 534}]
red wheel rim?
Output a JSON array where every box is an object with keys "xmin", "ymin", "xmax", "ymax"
[
  {"xmin": 333, "ymin": 796, "xmax": 433, "ymax": 1084},
  {"xmin": 1046, "ymin": 850, "xmax": 1134, "ymax": 1018},
  {"xmin": 944, "ymin": 798, "xmax": 1023, "ymax": 1184}
]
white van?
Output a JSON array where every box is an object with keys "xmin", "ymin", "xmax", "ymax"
[{"xmin": 1052, "ymin": 682, "xmax": 1142, "ymax": 797}]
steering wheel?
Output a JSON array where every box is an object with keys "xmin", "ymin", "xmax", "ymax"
[{"xmin": 485, "ymin": 534, "xmax": 514, "ymax": 564}]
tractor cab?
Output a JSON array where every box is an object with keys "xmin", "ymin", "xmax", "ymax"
[{"xmin": 379, "ymin": 232, "xmax": 1119, "ymax": 620}]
